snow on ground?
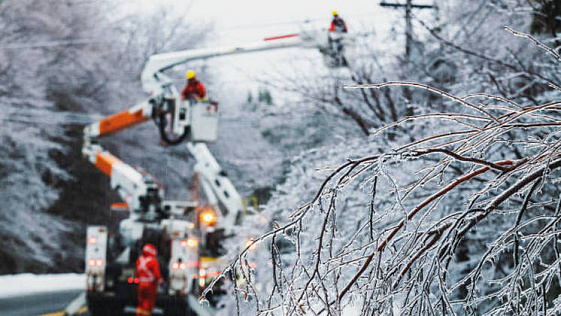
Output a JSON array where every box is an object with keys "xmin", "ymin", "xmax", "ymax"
[{"xmin": 0, "ymin": 273, "xmax": 84, "ymax": 298}]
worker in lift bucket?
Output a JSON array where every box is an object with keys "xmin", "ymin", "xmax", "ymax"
[
  {"xmin": 329, "ymin": 10, "xmax": 348, "ymax": 33},
  {"xmin": 181, "ymin": 70, "xmax": 207, "ymax": 102},
  {"xmin": 327, "ymin": 10, "xmax": 348, "ymax": 66},
  {"xmin": 136, "ymin": 243, "xmax": 162, "ymax": 316}
]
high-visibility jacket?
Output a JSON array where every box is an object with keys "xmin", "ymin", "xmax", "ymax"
[
  {"xmin": 136, "ymin": 254, "xmax": 162, "ymax": 284},
  {"xmin": 329, "ymin": 17, "xmax": 348, "ymax": 33},
  {"xmin": 136, "ymin": 244, "xmax": 162, "ymax": 316},
  {"xmin": 181, "ymin": 79, "xmax": 206, "ymax": 100}
]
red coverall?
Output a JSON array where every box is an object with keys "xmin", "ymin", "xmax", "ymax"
[
  {"xmin": 181, "ymin": 79, "xmax": 206, "ymax": 100},
  {"xmin": 136, "ymin": 244, "xmax": 162, "ymax": 316},
  {"xmin": 329, "ymin": 16, "xmax": 348, "ymax": 33}
]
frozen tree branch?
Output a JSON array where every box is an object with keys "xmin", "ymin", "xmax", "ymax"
[
  {"xmin": 213, "ymin": 75, "xmax": 561, "ymax": 314},
  {"xmin": 206, "ymin": 3, "xmax": 561, "ymax": 315}
]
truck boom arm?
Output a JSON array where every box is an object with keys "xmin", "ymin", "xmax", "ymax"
[
  {"xmin": 187, "ymin": 143, "xmax": 243, "ymax": 235},
  {"xmin": 141, "ymin": 32, "xmax": 319, "ymax": 93},
  {"xmin": 84, "ymin": 99, "xmax": 154, "ymax": 139},
  {"xmin": 82, "ymin": 140, "xmax": 163, "ymax": 218},
  {"xmin": 83, "ymin": 29, "xmax": 331, "ymax": 230}
]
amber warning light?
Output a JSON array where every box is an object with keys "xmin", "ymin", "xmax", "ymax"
[{"xmin": 201, "ymin": 209, "xmax": 216, "ymax": 225}]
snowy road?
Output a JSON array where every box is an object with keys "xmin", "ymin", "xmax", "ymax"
[
  {"xmin": 0, "ymin": 274, "xmax": 214, "ymax": 316},
  {"xmin": 0, "ymin": 289, "xmax": 85, "ymax": 316},
  {"xmin": 0, "ymin": 291, "xmax": 214, "ymax": 316}
]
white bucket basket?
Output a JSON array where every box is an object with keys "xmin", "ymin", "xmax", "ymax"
[{"xmin": 190, "ymin": 100, "xmax": 219, "ymax": 143}]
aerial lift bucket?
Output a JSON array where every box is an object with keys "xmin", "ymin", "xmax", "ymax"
[{"xmin": 189, "ymin": 100, "xmax": 219, "ymax": 143}]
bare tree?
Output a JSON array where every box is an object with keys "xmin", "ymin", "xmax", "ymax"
[
  {"xmin": 110, "ymin": 3, "xmax": 211, "ymax": 85},
  {"xmin": 0, "ymin": 0, "xmax": 210, "ymax": 274},
  {"xmin": 259, "ymin": 35, "xmax": 405, "ymax": 137}
]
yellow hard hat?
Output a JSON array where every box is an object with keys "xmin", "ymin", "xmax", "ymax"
[
  {"xmin": 332, "ymin": 10, "xmax": 338, "ymax": 16},
  {"xmin": 186, "ymin": 70, "xmax": 196, "ymax": 79}
]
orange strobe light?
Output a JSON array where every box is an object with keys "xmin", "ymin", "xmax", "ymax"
[{"xmin": 200, "ymin": 209, "xmax": 216, "ymax": 225}]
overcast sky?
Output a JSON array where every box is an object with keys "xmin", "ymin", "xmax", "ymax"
[
  {"xmin": 127, "ymin": 0, "xmax": 408, "ymax": 44},
  {"xmin": 126, "ymin": 0, "xmax": 440, "ymax": 45},
  {"xmin": 123, "ymin": 0, "xmax": 435, "ymax": 107}
]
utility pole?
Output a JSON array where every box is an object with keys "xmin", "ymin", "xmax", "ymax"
[{"xmin": 380, "ymin": 0, "xmax": 437, "ymax": 59}]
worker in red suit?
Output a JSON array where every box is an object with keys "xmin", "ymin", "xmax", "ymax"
[
  {"xmin": 181, "ymin": 70, "xmax": 207, "ymax": 101},
  {"xmin": 326, "ymin": 10, "xmax": 349, "ymax": 66},
  {"xmin": 136, "ymin": 243, "xmax": 162, "ymax": 316},
  {"xmin": 329, "ymin": 10, "xmax": 348, "ymax": 33}
]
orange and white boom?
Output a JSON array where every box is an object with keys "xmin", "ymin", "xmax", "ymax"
[
  {"xmin": 82, "ymin": 96, "xmax": 167, "ymax": 218},
  {"xmin": 82, "ymin": 140, "xmax": 163, "ymax": 219},
  {"xmin": 84, "ymin": 99, "xmax": 155, "ymax": 139}
]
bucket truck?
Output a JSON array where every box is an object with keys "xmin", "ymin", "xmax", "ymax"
[
  {"xmin": 82, "ymin": 93, "xmax": 232, "ymax": 315},
  {"xmin": 82, "ymin": 27, "xmax": 351, "ymax": 315}
]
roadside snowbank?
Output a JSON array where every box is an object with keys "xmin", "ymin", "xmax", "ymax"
[{"xmin": 0, "ymin": 273, "xmax": 84, "ymax": 298}]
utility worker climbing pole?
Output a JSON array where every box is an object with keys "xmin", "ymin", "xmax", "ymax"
[
  {"xmin": 136, "ymin": 243, "xmax": 162, "ymax": 316},
  {"xmin": 329, "ymin": 10, "xmax": 348, "ymax": 33},
  {"xmin": 181, "ymin": 70, "xmax": 207, "ymax": 101}
]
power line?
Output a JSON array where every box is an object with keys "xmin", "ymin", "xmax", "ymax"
[
  {"xmin": 218, "ymin": 11, "xmax": 382, "ymax": 32},
  {"xmin": 0, "ymin": 10, "xmax": 382, "ymax": 51},
  {"xmin": 380, "ymin": 1, "xmax": 434, "ymax": 9},
  {"xmin": 0, "ymin": 39, "xmax": 107, "ymax": 50},
  {"xmin": 379, "ymin": 0, "xmax": 437, "ymax": 59}
]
